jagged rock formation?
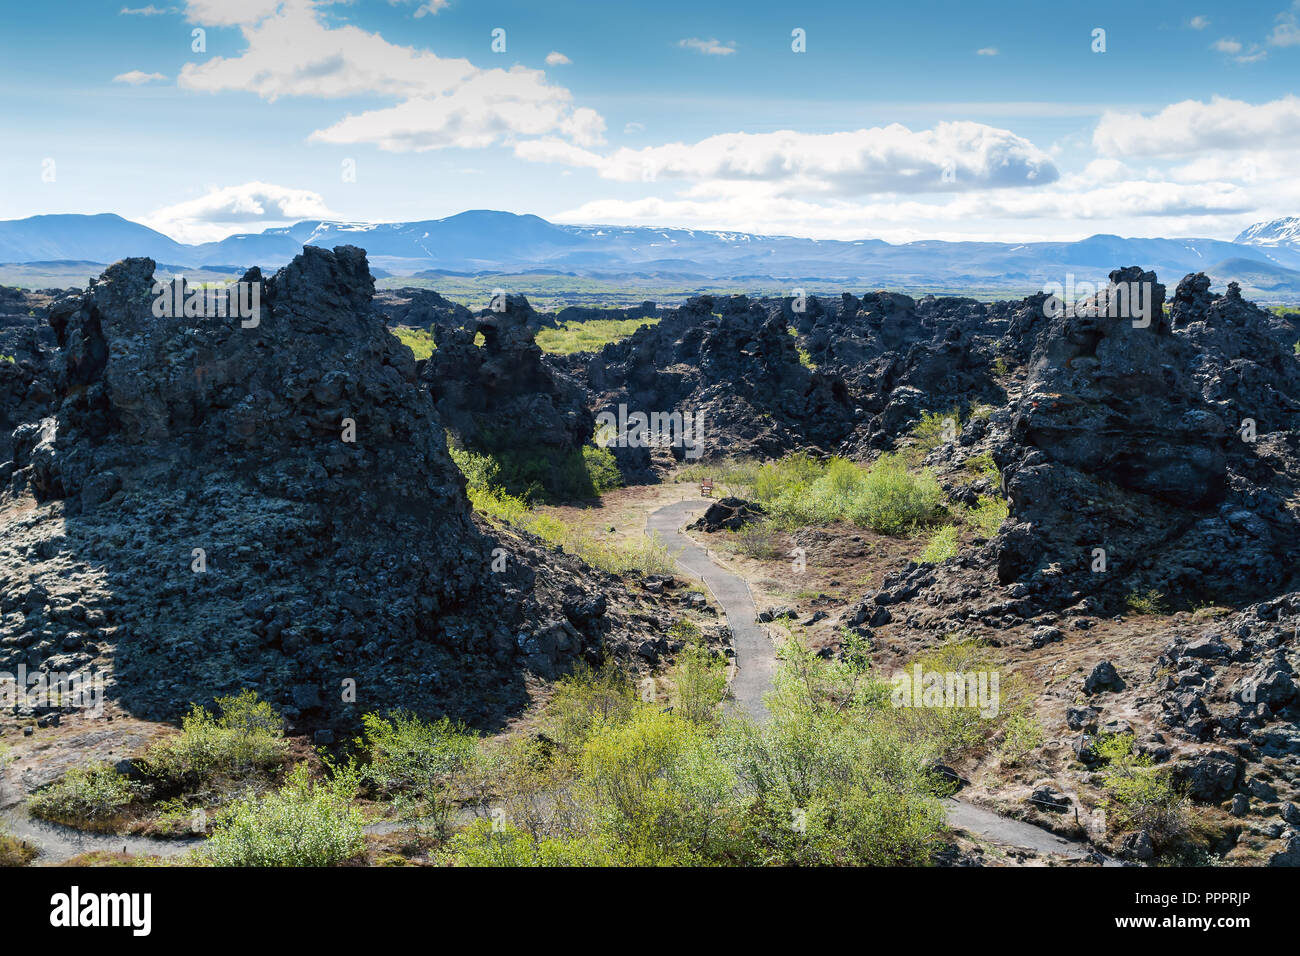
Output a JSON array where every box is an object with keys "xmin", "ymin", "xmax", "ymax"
[
  {"xmin": 578, "ymin": 294, "xmax": 857, "ymax": 464},
  {"xmin": 419, "ymin": 299, "xmax": 595, "ymax": 497},
  {"xmin": 0, "ymin": 250, "xmax": 658, "ymax": 730},
  {"xmin": 374, "ymin": 287, "xmax": 474, "ymax": 329}
]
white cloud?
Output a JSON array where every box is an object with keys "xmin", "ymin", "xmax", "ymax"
[
  {"xmin": 1094, "ymin": 95, "xmax": 1300, "ymax": 156},
  {"xmin": 553, "ymin": 177, "xmax": 1254, "ymax": 243},
  {"xmin": 1212, "ymin": 37, "xmax": 1266, "ymax": 62},
  {"xmin": 414, "ymin": 0, "xmax": 449, "ymax": 18},
  {"xmin": 180, "ymin": 3, "xmax": 475, "ymax": 100},
  {"xmin": 178, "ymin": 0, "xmax": 603, "ymax": 153},
  {"xmin": 1270, "ymin": 10, "xmax": 1300, "ymax": 46},
  {"xmin": 143, "ymin": 181, "xmax": 335, "ymax": 243},
  {"xmin": 120, "ymin": 5, "xmax": 178, "ymax": 14},
  {"xmin": 624, "ymin": 121, "xmax": 645, "ymax": 134},
  {"xmin": 545, "ymin": 51, "xmax": 571, "ymax": 65},
  {"xmin": 519, "ymin": 122, "xmax": 1058, "ymax": 196},
  {"xmin": 1189, "ymin": 15, "xmax": 1210, "ymax": 29},
  {"xmin": 976, "ymin": 47, "xmax": 999, "ymax": 56},
  {"xmin": 113, "ymin": 70, "xmax": 168, "ymax": 84},
  {"xmin": 310, "ymin": 69, "xmax": 606, "ymax": 151},
  {"xmin": 678, "ymin": 38, "xmax": 736, "ymax": 56},
  {"xmin": 183, "ymin": 0, "xmax": 284, "ymax": 27}
]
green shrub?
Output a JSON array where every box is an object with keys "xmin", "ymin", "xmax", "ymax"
[
  {"xmin": 964, "ymin": 451, "xmax": 999, "ymax": 483},
  {"xmin": 749, "ymin": 453, "xmax": 944, "ymax": 535},
  {"xmin": 919, "ymin": 524, "xmax": 958, "ymax": 563},
  {"xmin": 732, "ymin": 518, "xmax": 784, "ymax": 559},
  {"xmin": 999, "ymin": 713, "xmax": 1044, "ymax": 766},
  {"xmin": 1125, "ymin": 589, "xmax": 1168, "ymax": 616},
  {"xmin": 359, "ymin": 712, "xmax": 477, "ymax": 836},
  {"xmin": 581, "ymin": 445, "xmax": 622, "ymax": 494},
  {"xmin": 966, "ymin": 495, "xmax": 1008, "ymax": 538},
  {"xmin": 671, "ymin": 645, "xmax": 729, "ymax": 724},
  {"xmin": 844, "ymin": 455, "xmax": 945, "ymax": 534},
  {"xmin": 1096, "ymin": 734, "xmax": 1188, "ymax": 848},
  {"xmin": 143, "ymin": 689, "xmax": 289, "ymax": 791},
  {"xmin": 545, "ymin": 664, "xmax": 638, "ymax": 764},
  {"xmin": 203, "ymin": 763, "xmax": 365, "ymax": 867},
  {"xmin": 30, "ymin": 765, "xmax": 138, "ymax": 827}
]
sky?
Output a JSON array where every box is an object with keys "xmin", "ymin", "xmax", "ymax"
[{"xmin": 1, "ymin": 0, "xmax": 1299, "ymax": 243}]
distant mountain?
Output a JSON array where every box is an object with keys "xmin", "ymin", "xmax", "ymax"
[
  {"xmin": 0, "ymin": 213, "xmax": 190, "ymax": 264},
  {"xmin": 3, "ymin": 210, "xmax": 1300, "ymax": 298},
  {"xmin": 1236, "ymin": 217, "xmax": 1300, "ymax": 247}
]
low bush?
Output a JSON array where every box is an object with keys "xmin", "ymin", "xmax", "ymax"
[
  {"xmin": 1096, "ymin": 734, "xmax": 1188, "ymax": 849},
  {"xmin": 30, "ymin": 765, "xmax": 138, "ymax": 827},
  {"xmin": 142, "ymin": 689, "xmax": 289, "ymax": 792},
  {"xmin": 919, "ymin": 524, "xmax": 958, "ymax": 563},
  {"xmin": 750, "ymin": 453, "xmax": 945, "ymax": 535},
  {"xmin": 358, "ymin": 712, "xmax": 478, "ymax": 837},
  {"xmin": 203, "ymin": 763, "xmax": 365, "ymax": 867}
]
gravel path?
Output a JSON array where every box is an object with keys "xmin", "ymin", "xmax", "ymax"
[{"xmin": 646, "ymin": 497, "xmax": 1116, "ymax": 864}]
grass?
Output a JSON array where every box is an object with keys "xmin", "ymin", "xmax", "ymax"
[
  {"xmin": 964, "ymin": 452, "xmax": 999, "ymax": 483},
  {"xmin": 966, "ymin": 496, "xmax": 1008, "ymax": 538},
  {"xmin": 1095, "ymin": 733, "xmax": 1189, "ymax": 852},
  {"xmin": 0, "ymin": 830, "xmax": 37, "ymax": 866},
  {"xmin": 450, "ymin": 438, "xmax": 621, "ymax": 503},
  {"xmin": 454, "ymin": 447, "xmax": 674, "ymax": 576},
  {"xmin": 534, "ymin": 317, "xmax": 660, "ymax": 354},
  {"xmin": 391, "ymin": 326, "xmax": 436, "ymax": 359}
]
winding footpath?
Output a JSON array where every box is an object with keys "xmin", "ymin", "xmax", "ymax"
[{"xmin": 646, "ymin": 498, "xmax": 1117, "ymax": 864}]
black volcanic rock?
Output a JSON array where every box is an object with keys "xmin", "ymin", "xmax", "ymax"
[
  {"xmin": 0, "ymin": 248, "xmax": 650, "ymax": 728},
  {"xmin": 420, "ymin": 301, "xmax": 595, "ymax": 497}
]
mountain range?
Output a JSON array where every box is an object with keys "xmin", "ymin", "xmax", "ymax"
[{"xmin": 3, "ymin": 210, "xmax": 1300, "ymax": 298}]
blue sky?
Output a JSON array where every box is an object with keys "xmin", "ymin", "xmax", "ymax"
[{"xmin": 2, "ymin": 0, "xmax": 1298, "ymax": 242}]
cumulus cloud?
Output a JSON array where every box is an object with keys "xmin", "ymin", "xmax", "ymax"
[
  {"xmin": 1094, "ymin": 95, "xmax": 1300, "ymax": 157},
  {"xmin": 1189, "ymin": 15, "xmax": 1210, "ymax": 29},
  {"xmin": 553, "ymin": 177, "xmax": 1253, "ymax": 242},
  {"xmin": 178, "ymin": 0, "xmax": 604, "ymax": 153},
  {"xmin": 183, "ymin": 0, "xmax": 284, "ymax": 27},
  {"xmin": 311, "ymin": 71, "xmax": 606, "ymax": 151},
  {"xmin": 976, "ymin": 47, "xmax": 999, "ymax": 56},
  {"xmin": 113, "ymin": 70, "xmax": 168, "ymax": 84},
  {"xmin": 413, "ymin": 0, "xmax": 449, "ymax": 16},
  {"xmin": 678, "ymin": 38, "xmax": 736, "ymax": 56},
  {"xmin": 519, "ymin": 122, "xmax": 1058, "ymax": 196},
  {"xmin": 142, "ymin": 181, "xmax": 335, "ymax": 243},
  {"xmin": 545, "ymin": 51, "xmax": 571, "ymax": 65},
  {"xmin": 120, "ymin": 5, "xmax": 178, "ymax": 14}
]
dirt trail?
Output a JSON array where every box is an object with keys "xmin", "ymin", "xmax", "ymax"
[{"xmin": 645, "ymin": 497, "xmax": 1116, "ymax": 864}]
